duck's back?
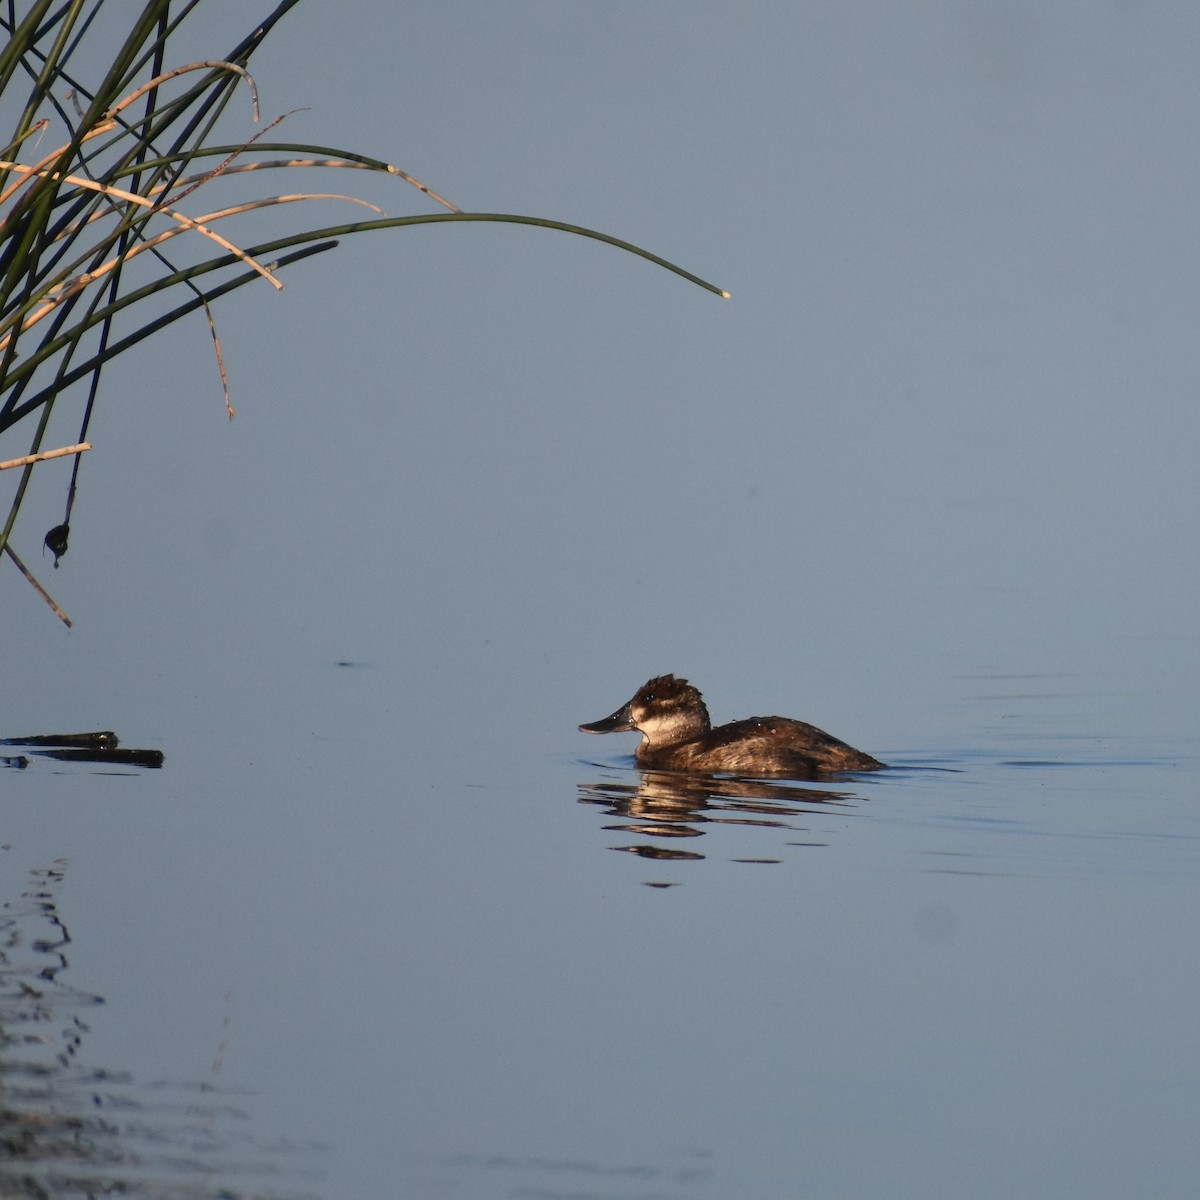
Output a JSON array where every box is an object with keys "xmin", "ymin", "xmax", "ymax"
[{"xmin": 638, "ymin": 716, "xmax": 884, "ymax": 777}]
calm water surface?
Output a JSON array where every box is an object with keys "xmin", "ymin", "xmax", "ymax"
[
  {"xmin": 2, "ymin": 656, "xmax": 1197, "ymax": 1200},
  {"xmin": 5, "ymin": 5, "xmax": 1200, "ymax": 1196}
]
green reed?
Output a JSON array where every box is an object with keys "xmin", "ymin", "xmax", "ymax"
[{"xmin": 0, "ymin": 0, "xmax": 724, "ymax": 623}]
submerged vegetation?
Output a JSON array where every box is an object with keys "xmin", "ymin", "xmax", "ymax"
[{"xmin": 0, "ymin": 0, "xmax": 725, "ymax": 624}]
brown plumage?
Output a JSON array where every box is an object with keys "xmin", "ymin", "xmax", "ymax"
[{"xmin": 580, "ymin": 674, "xmax": 884, "ymax": 778}]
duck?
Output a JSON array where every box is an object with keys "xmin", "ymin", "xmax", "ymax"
[{"xmin": 579, "ymin": 674, "xmax": 884, "ymax": 777}]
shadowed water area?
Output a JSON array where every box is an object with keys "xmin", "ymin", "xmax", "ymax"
[{"xmin": 0, "ymin": 859, "xmax": 321, "ymax": 1199}]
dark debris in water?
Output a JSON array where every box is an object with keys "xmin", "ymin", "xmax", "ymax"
[
  {"xmin": 2, "ymin": 731, "xmax": 117, "ymax": 747},
  {"xmin": 0, "ymin": 731, "xmax": 163, "ymax": 769}
]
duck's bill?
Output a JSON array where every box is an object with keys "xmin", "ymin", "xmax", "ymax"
[{"xmin": 578, "ymin": 702, "xmax": 635, "ymax": 734}]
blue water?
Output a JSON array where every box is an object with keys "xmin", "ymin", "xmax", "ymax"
[
  {"xmin": 5, "ymin": 2, "xmax": 1200, "ymax": 1197},
  {"xmin": 3, "ymin": 659, "xmax": 1198, "ymax": 1199}
]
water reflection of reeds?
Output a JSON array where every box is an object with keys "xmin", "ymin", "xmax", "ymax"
[
  {"xmin": 578, "ymin": 769, "xmax": 859, "ymax": 877},
  {"xmin": 0, "ymin": 862, "xmax": 319, "ymax": 1200}
]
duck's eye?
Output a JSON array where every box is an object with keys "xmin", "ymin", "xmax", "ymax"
[{"xmin": 643, "ymin": 692, "xmax": 655, "ymax": 702}]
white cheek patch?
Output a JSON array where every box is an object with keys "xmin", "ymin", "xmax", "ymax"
[{"xmin": 637, "ymin": 710, "xmax": 692, "ymax": 747}]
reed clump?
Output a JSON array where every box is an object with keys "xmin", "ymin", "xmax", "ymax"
[{"xmin": 0, "ymin": 1, "xmax": 723, "ymax": 624}]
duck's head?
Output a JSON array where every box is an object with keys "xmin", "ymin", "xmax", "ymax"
[{"xmin": 579, "ymin": 674, "xmax": 711, "ymax": 749}]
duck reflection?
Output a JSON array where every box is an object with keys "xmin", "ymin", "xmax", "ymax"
[{"xmin": 578, "ymin": 767, "xmax": 857, "ymax": 868}]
